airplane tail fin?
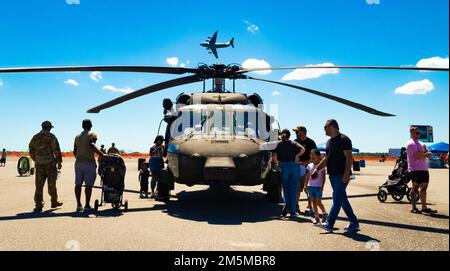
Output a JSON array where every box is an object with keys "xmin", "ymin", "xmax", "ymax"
[{"xmin": 229, "ymin": 38, "xmax": 235, "ymax": 48}]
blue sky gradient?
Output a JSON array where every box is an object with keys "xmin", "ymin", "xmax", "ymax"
[{"xmin": 0, "ymin": 0, "xmax": 448, "ymax": 152}]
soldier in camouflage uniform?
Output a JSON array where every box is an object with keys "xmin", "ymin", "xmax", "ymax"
[{"xmin": 29, "ymin": 121, "xmax": 63, "ymax": 212}]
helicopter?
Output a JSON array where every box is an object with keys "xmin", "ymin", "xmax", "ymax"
[{"xmin": 1, "ymin": 50, "xmax": 448, "ymax": 202}]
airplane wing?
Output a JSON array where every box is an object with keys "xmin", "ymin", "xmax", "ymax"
[
  {"xmin": 209, "ymin": 31, "xmax": 218, "ymax": 45},
  {"xmin": 210, "ymin": 47, "xmax": 219, "ymax": 59}
]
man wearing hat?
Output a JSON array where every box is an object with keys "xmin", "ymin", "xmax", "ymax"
[
  {"xmin": 293, "ymin": 125, "xmax": 317, "ymax": 215},
  {"xmin": 74, "ymin": 119, "xmax": 103, "ymax": 212},
  {"xmin": 29, "ymin": 121, "xmax": 63, "ymax": 212}
]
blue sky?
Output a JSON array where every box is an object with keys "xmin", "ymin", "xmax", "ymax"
[{"xmin": 0, "ymin": 0, "xmax": 448, "ymax": 152}]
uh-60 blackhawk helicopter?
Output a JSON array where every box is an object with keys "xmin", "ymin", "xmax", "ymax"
[{"xmin": 1, "ymin": 37, "xmax": 448, "ymax": 202}]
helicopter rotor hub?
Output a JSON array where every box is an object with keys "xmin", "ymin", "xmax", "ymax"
[{"xmin": 196, "ymin": 64, "xmax": 244, "ymax": 80}]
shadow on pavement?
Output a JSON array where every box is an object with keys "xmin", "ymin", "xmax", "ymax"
[
  {"xmin": 0, "ymin": 207, "xmax": 128, "ymax": 221},
  {"xmin": 160, "ymin": 187, "xmax": 283, "ymax": 225},
  {"xmin": 335, "ymin": 217, "xmax": 449, "ymax": 235},
  {"xmin": 341, "ymin": 231, "xmax": 380, "ymax": 243}
]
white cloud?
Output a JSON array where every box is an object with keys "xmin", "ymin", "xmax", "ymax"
[
  {"xmin": 272, "ymin": 91, "xmax": 281, "ymax": 96},
  {"xmin": 416, "ymin": 56, "xmax": 449, "ymax": 69},
  {"xmin": 65, "ymin": 79, "xmax": 79, "ymax": 86},
  {"xmin": 102, "ymin": 85, "xmax": 134, "ymax": 94},
  {"xmin": 242, "ymin": 59, "xmax": 271, "ymax": 75},
  {"xmin": 282, "ymin": 63, "xmax": 339, "ymax": 81},
  {"xmin": 166, "ymin": 57, "xmax": 190, "ymax": 68},
  {"xmin": 90, "ymin": 71, "xmax": 103, "ymax": 82},
  {"xmin": 0, "ymin": 79, "xmax": 3, "ymax": 87},
  {"xmin": 395, "ymin": 79, "xmax": 434, "ymax": 95},
  {"xmin": 243, "ymin": 19, "xmax": 259, "ymax": 33},
  {"xmin": 166, "ymin": 57, "xmax": 179, "ymax": 67}
]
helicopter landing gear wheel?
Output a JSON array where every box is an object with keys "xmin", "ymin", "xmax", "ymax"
[
  {"xmin": 264, "ymin": 170, "xmax": 282, "ymax": 203},
  {"xmin": 155, "ymin": 181, "xmax": 170, "ymax": 202}
]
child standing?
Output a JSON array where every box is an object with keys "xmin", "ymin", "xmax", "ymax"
[
  {"xmin": 305, "ymin": 149, "xmax": 328, "ymax": 224},
  {"xmin": 139, "ymin": 162, "xmax": 150, "ymax": 198}
]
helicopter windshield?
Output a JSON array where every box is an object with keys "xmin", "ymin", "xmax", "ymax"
[{"xmin": 172, "ymin": 104, "xmax": 270, "ymax": 139}]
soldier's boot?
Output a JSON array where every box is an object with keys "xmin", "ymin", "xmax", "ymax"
[
  {"xmin": 33, "ymin": 206, "xmax": 43, "ymax": 212},
  {"xmin": 51, "ymin": 200, "xmax": 63, "ymax": 208},
  {"xmin": 48, "ymin": 167, "xmax": 62, "ymax": 208},
  {"xmin": 34, "ymin": 170, "xmax": 46, "ymax": 212}
]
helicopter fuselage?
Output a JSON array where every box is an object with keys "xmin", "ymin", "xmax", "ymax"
[{"xmin": 162, "ymin": 92, "xmax": 278, "ymax": 187}]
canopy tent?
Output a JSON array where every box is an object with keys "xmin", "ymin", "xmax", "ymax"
[
  {"xmin": 316, "ymin": 143, "xmax": 359, "ymax": 153},
  {"xmin": 427, "ymin": 142, "xmax": 449, "ymax": 153}
]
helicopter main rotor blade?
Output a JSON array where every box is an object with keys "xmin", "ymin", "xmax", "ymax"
[
  {"xmin": 239, "ymin": 65, "xmax": 449, "ymax": 73},
  {"xmin": 0, "ymin": 66, "xmax": 197, "ymax": 75},
  {"xmin": 247, "ymin": 76, "xmax": 395, "ymax": 117},
  {"xmin": 87, "ymin": 75, "xmax": 201, "ymax": 113}
]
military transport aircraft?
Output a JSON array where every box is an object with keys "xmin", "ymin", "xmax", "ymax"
[{"xmin": 200, "ymin": 31, "xmax": 235, "ymax": 58}]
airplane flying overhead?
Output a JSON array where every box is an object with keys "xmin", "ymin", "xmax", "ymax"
[{"xmin": 200, "ymin": 31, "xmax": 234, "ymax": 59}]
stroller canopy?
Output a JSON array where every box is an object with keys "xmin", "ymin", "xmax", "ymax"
[
  {"xmin": 428, "ymin": 142, "xmax": 449, "ymax": 153},
  {"xmin": 317, "ymin": 143, "xmax": 360, "ymax": 153}
]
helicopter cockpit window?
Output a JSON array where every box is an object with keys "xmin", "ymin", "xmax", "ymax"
[{"xmin": 173, "ymin": 105, "xmax": 271, "ymax": 139}]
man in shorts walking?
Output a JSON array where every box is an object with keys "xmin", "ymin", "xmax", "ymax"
[
  {"xmin": 406, "ymin": 126, "xmax": 437, "ymax": 214},
  {"xmin": 74, "ymin": 119, "xmax": 103, "ymax": 212}
]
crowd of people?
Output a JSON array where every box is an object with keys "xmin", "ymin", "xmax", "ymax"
[
  {"xmin": 0, "ymin": 118, "xmax": 438, "ymax": 231},
  {"xmin": 272, "ymin": 120, "xmax": 360, "ymax": 232},
  {"xmin": 271, "ymin": 122, "xmax": 438, "ymax": 232},
  {"xmin": 27, "ymin": 119, "xmax": 127, "ymax": 212}
]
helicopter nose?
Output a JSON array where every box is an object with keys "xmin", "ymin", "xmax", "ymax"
[{"xmin": 204, "ymin": 156, "xmax": 236, "ymax": 181}]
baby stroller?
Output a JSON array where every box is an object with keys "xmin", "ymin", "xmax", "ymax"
[
  {"xmin": 94, "ymin": 154, "xmax": 128, "ymax": 212},
  {"xmin": 377, "ymin": 149, "xmax": 417, "ymax": 202}
]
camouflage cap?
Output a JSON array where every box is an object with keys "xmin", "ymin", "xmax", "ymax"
[{"xmin": 41, "ymin": 121, "xmax": 54, "ymax": 128}]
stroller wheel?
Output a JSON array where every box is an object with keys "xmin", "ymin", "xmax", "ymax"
[
  {"xmin": 94, "ymin": 200, "xmax": 99, "ymax": 212},
  {"xmin": 112, "ymin": 202, "xmax": 120, "ymax": 209},
  {"xmin": 392, "ymin": 193, "xmax": 405, "ymax": 202},
  {"xmin": 124, "ymin": 200, "xmax": 128, "ymax": 212},
  {"xmin": 406, "ymin": 188, "xmax": 420, "ymax": 203},
  {"xmin": 377, "ymin": 190, "xmax": 387, "ymax": 202}
]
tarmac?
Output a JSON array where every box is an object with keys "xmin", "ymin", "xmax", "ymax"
[{"xmin": 0, "ymin": 157, "xmax": 448, "ymax": 251}]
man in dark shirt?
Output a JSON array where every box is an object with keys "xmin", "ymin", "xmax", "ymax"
[
  {"xmin": 272, "ymin": 129, "xmax": 305, "ymax": 217},
  {"xmin": 293, "ymin": 125, "xmax": 317, "ymax": 214},
  {"xmin": 312, "ymin": 119, "xmax": 359, "ymax": 232}
]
